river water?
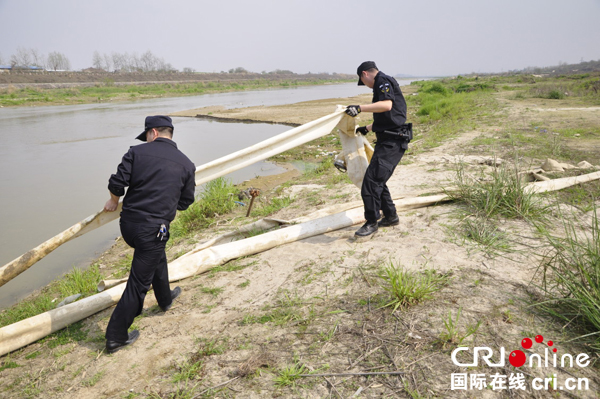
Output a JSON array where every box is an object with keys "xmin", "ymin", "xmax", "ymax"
[{"xmin": 0, "ymin": 80, "xmax": 416, "ymax": 309}]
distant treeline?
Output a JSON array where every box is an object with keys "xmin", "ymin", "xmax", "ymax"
[
  {"xmin": 507, "ymin": 59, "xmax": 600, "ymax": 76},
  {"xmin": 0, "ymin": 47, "xmax": 343, "ymax": 76}
]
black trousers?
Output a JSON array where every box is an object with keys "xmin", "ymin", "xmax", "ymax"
[
  {"xmin": 361, "ymin": 139, "xmax": 405, "ymax": 224},
  {"xmin": 105, "ymin": 220, "xmax": 172, "ymax": 342}
]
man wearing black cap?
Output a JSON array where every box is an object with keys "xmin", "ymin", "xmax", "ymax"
[
  {"xmin": 345, "ymin": 61, "xmax": 409, "ymax": 237},
  {"xmin": 103, "ymin": 115, "xmax": 196, "ymax": 353}
]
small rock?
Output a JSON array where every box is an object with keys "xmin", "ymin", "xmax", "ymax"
[{"xmin": 56, "ymin": 293, "xmax": 82, "ymax": 308}]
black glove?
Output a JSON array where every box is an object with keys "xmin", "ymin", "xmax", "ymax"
[
  {"xmin": 345, "ymin": 105, "xmax": 361, "ymax": 117},
  {"xmin": 356, "ymin": 126, "xmax": 369, "ymax": 135}
]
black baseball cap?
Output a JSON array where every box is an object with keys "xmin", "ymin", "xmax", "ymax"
[
  {"xmin": 135, "ymin": 115, "xmax": 174, "ymax": 141},
  {"xmin": 357, "ymin": 61, "xmax": 378, "ymax": 86}
]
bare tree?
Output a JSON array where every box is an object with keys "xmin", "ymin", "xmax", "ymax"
[
  {"xmin": 103, "ymin": 53, "xmax": 113, "ymax": 72},
  {"xmin": 112, "ymin": 52, "xmax": 126, "ymax": 71},
  {"xmin": 102, "ymin": 50, "xmax": 176, "ymax": 72},
  {"xmin": 140, "ymin": 50, "xmax": 156, "ymax": 72},
  {"xmin": 0, "ymin": 53, "xmax": 5, "ymax": 65},
  {"xmin": 47, "ymin": 51, "xmax": 71, "ymax": 71},
  {"xmin": 10, "ymin": 47, "xmax": 32, "ymax": 67},
  {"xmin": 130, "ymin": 52, "xmax": 142, "ymax": 72},
  {"xmin": 92, "ymin": 51, "xmax": 103, "ymax": 69},
  {"xmin": 29, "ymin": 48, "xmax": 45, "ymax": 68},
  {"xmin": 229, "ymin": 67, "xmax": 248, "ymax": 73},
  {"xmin": 158, "ymin": 62, "xmax": 175, "ymax": 72}
]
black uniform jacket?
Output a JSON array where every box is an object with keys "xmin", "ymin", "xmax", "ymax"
[
  {"xmin": 108, "ymin": 137, "xmax": 196, "ymax": 225},
  {"xmin": 371, "ymin": 71, "xmax": 407, "ymax": 133}
]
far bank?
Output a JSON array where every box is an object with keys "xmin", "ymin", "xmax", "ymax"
[{"xmin": 0, "ymin": 71, "xmax": 354, "ymax": 107}]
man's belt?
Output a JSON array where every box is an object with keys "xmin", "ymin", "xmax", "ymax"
[{"xmin": 377, "ymin": 123, "xmax": 413, "ymax": 141}]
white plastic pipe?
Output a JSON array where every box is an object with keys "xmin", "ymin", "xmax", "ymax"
[{"xmin": 0, "ymin": 194, "xmax": 447, "ymax": 356}]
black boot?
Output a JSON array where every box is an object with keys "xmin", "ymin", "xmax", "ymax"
[
  {"xmin": 355, "ymin": 222, "xmax": 378, "ymax": 237},
  {"xmin": 378, "ymin": 214, "xmax": 399, "ymax": 227},
  {"xmin": 161, "ymin": 286, "xmax": 182, "ymax": 312},
  {"xmin": 106, "ymin": 330, "xmax": 140, "ymax": 354}
]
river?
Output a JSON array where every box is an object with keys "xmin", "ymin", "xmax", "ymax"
[{"xmin": 0, "ymin": 80, "xmax": 417, "ymax": 309}]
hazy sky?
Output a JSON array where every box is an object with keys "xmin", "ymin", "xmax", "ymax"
[{"xmin": 1, "ymin": 0, "xmax": 599, "ymax": 76}]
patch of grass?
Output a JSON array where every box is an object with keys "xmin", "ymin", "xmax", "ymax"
[
  {"xmin": 438, "ymin": 307, "xmax": 482, "ymax": 349},
  {"xmin": 172, "ymin": 357, "xmax": 205, "ymax": 384},
  {"xmin": 534, "ymin": 206, "xmax": 600, "ymax": 352},
  {"xmin": 24, "ymin": 351, "xmax": 40, "ymax": 360},
  {"xmin": 0, "ymin": 294, "xmax": 55, "ymax": 328},
  {"xmin": 241, "ymin": 226, "xmax": 271, "ymax": 238},
  {"xmin": 240, "ymin": 291, "xmax": 305, "ymax": 326},
  {"xmin": 208, "ymin": 257, "xmax": 258, "ymax": 277},
  {"xmin": 56, "ymin": 264, "xmax": 103, "ymax": 298},
  {"xmin": 195, "ymin": 336, "xmax": 228, "ymax": 357},
  {"xmin": 200, "ymin": 286, "xmax": 223, "ymax": 297},
  {"xmin": 82, "ymin": 371, "xmax": 105, "ymax": 387},
  {"xmin": 238, "ymin": 280, "xmax": 250, "ymax": 288},
  {"xmin": 454, "ymin": 217, "xmax": 512, "ymax": 256},
  {"xmin": 170, "ymin": 178, "xmax": 238, "ymax": 238},
  {"xmin": 41, "ymin": 321, "xmax": 88, "ymax": 349},
  {"xmin": 274, "ymin": 360, "xmax": 315, "ymax": 388},
  {"xmin": 113, "ymin": 254, "xmax": 133, "ymax": 278},
  {"xmin": 378, "ymin": 261, "xmax": 450, "ymax": 311},
  {"xmin": 302, "ymin": 157, "xmax": 335, "ymax": 179},
  {"xmin": 526, "ymin": 75, "xmax": 600, "ymax": 103},
  {"xmin": 22, "ymin": 374, "xmax": 42, "ymax": 398},
  {"xmin": 547, "ymin": 179, "xmax": 600, "ymax": 212},
  {"xmin": 318, "ymin": 320, "xmax": 339, "ymax": 342},
  {"xmin": 0, "ymin": 264, "xmax": 104, "ymax": 327},
  {"xmin": 446, "ymin": 163, "xmax": 549, "ymax": 221},
  {"xmin": 0, "ymin": 356, "xmax": 20, "ymax": 372},
  {"xmin": 476, "ymin": 124, "xmax": 599, "ymax": 163},
  {"xmin": 251, "ymin": 195, "xmax": 294, "ymax": 217},
  {"xmin": 403, "ymin": 381, "xmax": 427, "ymax": 399},
  {"xmin": 147, "ymin": 381, "xmax": 201, "ymax": 399},
  {"xmin": 409, "ymin": 79, "xmax": 498, "ymax": 149}
]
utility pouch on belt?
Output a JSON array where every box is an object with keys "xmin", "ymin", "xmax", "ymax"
[{"xmin": 382, "ymin": 123, "xmax": 413, "ymax": 142}]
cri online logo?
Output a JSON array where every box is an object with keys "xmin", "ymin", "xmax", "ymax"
[
  {"xmin": 452, "ymin": 334, "xmax": 591, "ymax": 368},
  {"xmin": 510, "ymin": 335, "xmax": 554, "ymax": 367}
]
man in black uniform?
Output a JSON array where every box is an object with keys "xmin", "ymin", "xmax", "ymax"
[
  {"xmin": 103, "ymin": 115, "xmax": 196, "ymax": 353},
  {"xmin": 345, "ymin": 61, "xmax": 409, "ymax": 237}
]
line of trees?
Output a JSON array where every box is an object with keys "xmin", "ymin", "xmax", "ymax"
[
  {"xmin": 92, "ymin": 50, "xmax": 175, "ymax": 73},
  {"xmin": 0, "ymin": 48, "xmax": 338, "ymax": 75},
  {"xmin": 2, "ymin": 47, "xmax": 71, "ymax": 70}
]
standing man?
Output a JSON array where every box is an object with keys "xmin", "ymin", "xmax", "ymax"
[
  {"xmin": 345, "ymin": 61, "xmax": 410, "ymax": 237},
  {"xmin": 103, "ymin": 115, "xmax": 196, "ymax": 353}
]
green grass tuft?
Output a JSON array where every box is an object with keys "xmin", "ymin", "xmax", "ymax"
[
  {"xmin": 446, "ymin": 163, "xmax": 549, "ymax": 221},
  {"xmin": 170, "ymin": 177, "xmax": 238, "ymax": 238},
  {"xmin": 378, "ymin": 261, "xmax": 450, "ymax": 311},
  {"xmin": 534, "ymin": 206, "xmax": 600, "ymax": 352}
]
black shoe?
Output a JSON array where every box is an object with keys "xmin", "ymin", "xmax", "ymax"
[
  {"xmin": 106, "ymin": 330, "xmax": 140, "ymax": 354},
  {"xmin": 355, "ymin": 222, "xmax": 378, "ymax": 237},
  {"xmin": 160, "ymin": 286, "xmax": 182, "ymax": 312},
  {"xmin": 378, "ymin": 215, "xmax": 400, "ymax": 227}
]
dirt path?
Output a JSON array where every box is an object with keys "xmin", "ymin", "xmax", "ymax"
[{"xmin": 1, "ymin": 88, "xmax": 599, "ymax": 398}]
